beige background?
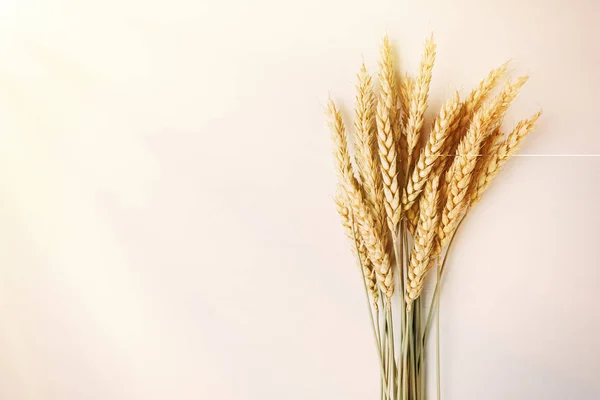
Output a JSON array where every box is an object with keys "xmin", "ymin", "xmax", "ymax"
[{"xmin": 1, "ymin": 0, "xmax": 599, "ymax": 399}]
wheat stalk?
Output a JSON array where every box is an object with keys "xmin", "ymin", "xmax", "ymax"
[
  {"xmin": 405, "ymin": 35, "xmax": 436, "ymax": 158},
  {"xmin": 406, "ymin": 176, "xmax": 440, "ymax": 305},
  {"xmin": 328, "ymin": 100, "xmax": 395, "ymax": 298}
]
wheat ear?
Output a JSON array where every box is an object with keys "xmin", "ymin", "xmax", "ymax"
[
  {"xmin": 405, "ymin": 35, "xmax": 436, "ymax": 158},
  {"xmin": 377, "ymin": 37, "xmax": 402, "ymax": 234},
  {"xmin": 437, "ymin": 100, "xmax": 497, "ymax": 248},
  {"xmin": 470, "ymin": 111, "xmax": 542, "ymax": 205},
  {"xmin": 406, "ymin": 176, "xmax": 441, "ymax": 306},
  {"xmin": 489, "ymin": 76, "xmax": 529, "ymax": 128},
  {"xmin": 470, "ymin": 126, "xmax": 502, "ymax": 191},
  {"xmin": 376, "ymin": 95, "xmax": 401, "ymax": 235},
  {"xmin": 334, "ymin": 187, "xmax": 379, "ymax": 308},
  {"xmin": 403, "ymin": 91, "xmax": 462, "ymax": 213},
  {"xmin": 353, "ymin": 63, "xmax": 386, "ymax": 234},
  {"xmin": 379, "ymin": 36, "xmax": 400, "ymax": 139},
  {"xmin": 328, "ymin": 100, "xmax": 395, "ymax": 298}
]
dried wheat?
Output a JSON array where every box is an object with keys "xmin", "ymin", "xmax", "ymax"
[
  {"xmin": 489, "ymin": 76, "xmax": 529, "ymax": 129},
  {"xmin": 377, "ymin": 37, "xmax": 402, "ymax": 234},
  {"xmin": 406, "ymin": 176, "xmax": 441, "ymax": 305},
  {"xmin": 405, "ymin": 35, "xmax": 436, "ymax": 157},
  {"xmin": 353, "ymin": 64, "xmax": 386, "ymax": 232},
  {"xmin": 376, "ymin": 99, "xmax": 401, "ymax": 235}
]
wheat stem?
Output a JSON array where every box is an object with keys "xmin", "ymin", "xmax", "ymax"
[
  {"xmin": 388, "ymin": 306, "xmax": 398, "ymax": 399},
  {"xmin": 414, "ymin": 298, "xmax": 422, "ymax": 399},
  {"xmin": 435, "ymin": 246, "xmax": 444, "ymax": 400},
  {"xmin": 386, "ymin": 306, "xmax": 394, "ymax": 400},
  {"xmin": 423, "ymin": 217, "xmax": 465, "ymax": 347},
  {"xmin": 383, "ymin": 316, "xmax": 390, "ymax": 398},
  {"xmin": 352, "ymin": 218, "xmax": 389, "ymax": 391},
  {"xmin": 410, "ymin": 311, "xmax": 416, "ymax": 400}
]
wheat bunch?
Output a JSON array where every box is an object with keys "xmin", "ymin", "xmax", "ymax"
[
  {"xmin": 328, "ymin": 100, "xmax": 395, "ymax": 298},
  {"xmin": 326, "ymin": 35, "xmax": 541, "ymax": 400},
  {"xmin": 334, "ymin": 188, "xmax": 379, "ymax": 308},
  {"xmin": 404, "ymin": 35, "xmax": 436, "ymax": 158}
]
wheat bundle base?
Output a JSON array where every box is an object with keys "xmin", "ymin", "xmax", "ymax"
[{"xmin": 327, "ymin": 34, "xmax": 541, "ymax": 400}]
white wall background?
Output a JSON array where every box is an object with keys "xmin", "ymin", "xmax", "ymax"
[{"xmin": 0, "ymin": 0, "xmax": 599, "ymax": 399}]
